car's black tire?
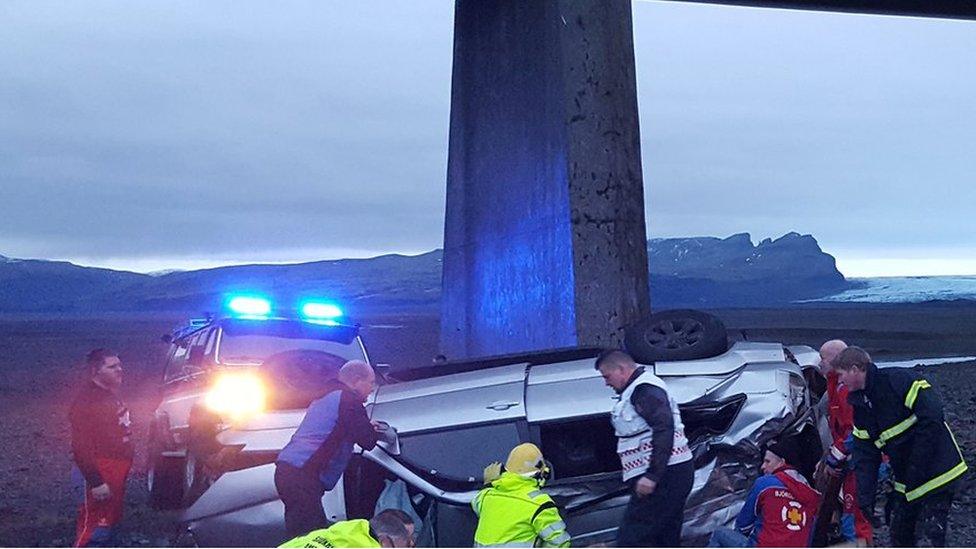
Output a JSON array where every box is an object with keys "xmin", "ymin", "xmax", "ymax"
[
  {"xmin": 148, "ymin": 451, "xmax": 186, "ymax": 510},
  {"xmin": 181, "ymin": 417, "xmax": 221, "ymax": 508},
  {"xmin": 181, "ymin": 451, "xmax": 208, "ymax": 507},
  {"xmin": 624, "ymin": 309, "xmax": 729, "ymax": 363}
]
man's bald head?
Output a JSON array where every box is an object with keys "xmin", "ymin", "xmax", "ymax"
[
  {"xmin": 819, "ymin": 340, "xmax": 848, "ymax": 374},
  {"xmin": 338, "ymin": 360, "xmax": 376, "ymax": 401}
]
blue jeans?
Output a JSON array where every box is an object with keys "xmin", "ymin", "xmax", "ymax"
[{"xmin": 708, "ymin": 528, "xmax": 751, "ymax": 547}]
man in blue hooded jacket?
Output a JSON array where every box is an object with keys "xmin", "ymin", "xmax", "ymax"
[{"xmin": 275, "ymin": 360, "xmax": 383, "ymax": 538}]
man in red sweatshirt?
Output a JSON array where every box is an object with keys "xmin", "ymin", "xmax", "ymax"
[
  {"xmin": 70, "ymin": 349, "xmax": 133, "ymax": 547},
  {"xmin": 708, "ymin": 439, "xmax": 821, "ymax": 547},
  {"xmin": 819, "ymin": 340, "xmax": 873, "ymax": 545}
]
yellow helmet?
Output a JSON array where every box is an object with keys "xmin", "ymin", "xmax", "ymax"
[{"xmin": 505, "ymin": 443, "xmax": 551, "ymax": 484}]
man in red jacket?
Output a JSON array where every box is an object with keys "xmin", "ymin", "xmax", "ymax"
[
  {"xmin": 819, "ymin": 340, "xmax": 873, "ymax": 544},
  {"xmin": 708, "ymin": 439, "xmax": 821, "ymax": 547},
  {"xmin": 70, "ymin": 349, "xmax": 133, "ymax": 547}
]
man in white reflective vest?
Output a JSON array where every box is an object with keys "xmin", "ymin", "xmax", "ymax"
[{"xmin": 595, "ymin": 350, "xmax": 695, "ymax": 547}]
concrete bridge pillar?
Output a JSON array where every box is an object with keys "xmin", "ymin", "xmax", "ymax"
[{"xmin": 440, "ymin": 0, "xmax": 651, "ymax": 359}]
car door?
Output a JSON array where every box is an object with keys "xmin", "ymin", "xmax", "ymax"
[
  {"xmin": 370, "ymin": 363, "xmax": 530, "ymax": 484},
  {"xmin": 366, "ymin": 363, "xmax": 531, "ymax": 546},
  {"xmin": 523, "ymin": 358, "xmax": 626, "ymax": 546},
  {"xmin": 157, "ymin": 330, "xmax": 211, "ymax": 433}
]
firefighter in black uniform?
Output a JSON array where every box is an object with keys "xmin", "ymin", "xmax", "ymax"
[{"xmin": 833, "ymin": 346, "xmax": 967, "ymax": 547}]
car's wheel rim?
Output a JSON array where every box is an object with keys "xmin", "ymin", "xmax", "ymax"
[
  {"xmin": 645, "ymin": 319, "xmax": 704, "ymax": 350},
  {"xmin": 184, "ymin": 455, "xmax": 196, "ymax": 492}
]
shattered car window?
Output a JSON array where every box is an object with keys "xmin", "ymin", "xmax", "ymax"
[{"xmin": 398, "ymin": 421, "xmax": 522, "ymax": 482}]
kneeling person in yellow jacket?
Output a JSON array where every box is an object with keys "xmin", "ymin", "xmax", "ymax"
[
  {"xmin": 280, "ymin": 509, "xmax": 413, "ymax": 548},
  {"xmin": 472, "ymin": 443, "xmax": 571, "ymax": 548}
]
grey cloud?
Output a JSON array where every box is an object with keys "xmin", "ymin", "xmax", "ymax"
[{"xmin": 0, "ymin": 1, "xmax": 973, "ymax": 269}]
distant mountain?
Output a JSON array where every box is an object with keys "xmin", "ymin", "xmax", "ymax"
[
  {"xmin": 0, "ymin": 258, "xmax": 146, "ymax": 312},
  {"xmin": 0, "ymin": 233, "xmax": 852, "ymax": 313},
  {"xmin": 83, "ymin": 251, "xmax": 444, "ymax": 315},
  {"xmin": 647, "ymin": 232, "xmax": 849, "ymax": 307}
]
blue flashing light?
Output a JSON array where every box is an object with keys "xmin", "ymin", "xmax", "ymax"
[
  {"xmin": 300, "ymin": 301, "xmax": 343, "ymax": 320},
  {"xmin": 227, "ymin": 295, "xmax": 272, "ymax": 317}
]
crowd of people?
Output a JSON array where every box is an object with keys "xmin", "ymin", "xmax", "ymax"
[{"xmin": 68, "ymin": 340, "xmax": 968, "ymax": 547}]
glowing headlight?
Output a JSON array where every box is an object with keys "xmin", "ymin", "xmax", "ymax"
[{"xmin": 204, "ymin": 373, "xmax": 266, "ymax": 418}]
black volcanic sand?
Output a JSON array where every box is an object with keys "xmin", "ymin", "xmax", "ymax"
[{"xmin": 0, "ymin": 307, "xmax": 974, "ymax": 547}]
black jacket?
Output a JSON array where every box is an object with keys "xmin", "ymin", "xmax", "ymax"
[
  {"xmin": 69, "ymin": 381, "xmax": 134, "ymax": 485},
  {"xmin": 847, "ymin": 363, "xmax": 966, "ymax": 507}
]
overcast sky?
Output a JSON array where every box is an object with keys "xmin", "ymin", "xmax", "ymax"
[{"xmin": 1, "ymin": 1, "xmax": 974, "ymax": 277}]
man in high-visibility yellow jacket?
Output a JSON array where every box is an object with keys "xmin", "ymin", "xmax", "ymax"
[
  {"xmin": 472, "ymin": 443, "xmax": 571, "ymax": 548},
  {"xmin": 280, "ymin": 510, "xmax": 413, "ymax": 548},
  {"xmin": 834, "ymin": 346, "xmax": 967, "ymax": 547}
]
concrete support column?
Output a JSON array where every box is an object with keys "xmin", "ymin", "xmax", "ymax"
[{"xmin": 441, "ymin": 0, "xmax": 650, "ymax": 359}]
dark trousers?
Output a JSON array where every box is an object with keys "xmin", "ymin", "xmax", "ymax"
[
  {"xmin": 617, "ymin": 459, "xmax": 695, "ymax": 547},
  {"xmin": 275, "ymin": 462, "xmax": 330, "ymax": 539},
  {"xmin": 891, "ymin": 490, "xmax": 953, "ymax": 547}
]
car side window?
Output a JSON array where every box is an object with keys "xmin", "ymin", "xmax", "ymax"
[
  {"xmin": 203, "ymin": 328, "xmax": 219, "ymax": 356},
  {"xmin": 163, "ymin": 340, "xmax": 191, "ymax": 382},
  {"xmin": 398, "ymin": 421, "xmax": 523, "ymax": 482},
  {"xmin": 185, "ymin": 330, "xmax": 210, "ymax": 371},
  {"xmin": 539, "ymin": 416, "xmax": 621, "ymax": 480}
]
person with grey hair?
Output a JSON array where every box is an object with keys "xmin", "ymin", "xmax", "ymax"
[
  {"xmin": 279, "ymin": 509, "xmax": 413, "ymax": 548},
  {"xmin": 275, "ymin": 360, "xmax": 387, "ymax": 538},
  {"xmin": 813, "ymin": 340, "xmax": 873, "ymax": 545},
  {"xmin": 834, "ymin": 346, "xmax": 967, "ymax": 546}
]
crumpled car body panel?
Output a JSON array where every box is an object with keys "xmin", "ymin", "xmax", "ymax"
[{"xmin": 180, "ymin": 342, "xmax": 820, "ymax": 547}]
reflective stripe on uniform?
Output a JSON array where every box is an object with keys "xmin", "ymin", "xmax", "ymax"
[
  {"xmin": 874, "ymin": 415, "xmax": 917, "ymax": 449},
  {"xmin": 906, "ymin": 461, "xmax": 968, "ymax": 502},
  {"xmin": 544, "ymin": 532, "xmax": 571, "ymax": 547},
  {"xmin": 537, "ymin": 521, "xmax": 567, "ymax": 539},
  {"xmin": 893, "ymin": 422, "xmax": 967, "ymax": 501},
  {"xmin": 904, "ymin": 380, "xmax": 932, "ymax": 409},
  {"xmin": 474, "ymin": 472, "xmax": 568, "ymax": 548},
  {"xmin": 946, "ymin": 421, "xmax": 964, "ymax": 456},
  {"xmin": 852, "ymin": 427, "xmax": 870, "ymax": 440},
  {"xmin": 472, "ymin": 491, "xmax": 484, "ymax": 516}
]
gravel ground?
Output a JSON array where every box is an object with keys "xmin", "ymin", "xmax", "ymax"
[
  {"xmin": 0, "ymin": 314, "xmax": 437, "ymax": 547},
  {"xmin": 0, "ymin": 314, "xmax": 974, "ymax": 547},
  {"xmin": 0, "ymin": 317, "xmax": 182, "ymax": 547}
]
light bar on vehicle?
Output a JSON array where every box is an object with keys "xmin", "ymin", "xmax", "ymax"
[
  {"xmin": 300, "ymin": 301, "xmax": 343, "ymax": 320},
  {"xmin": 226, "ymin": 295, "xmax": 272, "ymax": 317}
]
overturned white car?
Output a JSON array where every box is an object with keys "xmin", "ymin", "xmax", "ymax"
[{"xmin": 175, "ymin": 310, "xmax": 824, "ymax": 547}]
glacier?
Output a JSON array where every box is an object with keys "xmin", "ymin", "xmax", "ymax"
[{"xmin": 814, "ymin": 276, "xmax": 976, "ymax": 303}]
